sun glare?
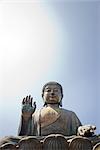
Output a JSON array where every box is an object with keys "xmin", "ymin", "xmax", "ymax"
[{"xmin": 0, "ymin": 2, "xmax": 62, "ymax": 97}]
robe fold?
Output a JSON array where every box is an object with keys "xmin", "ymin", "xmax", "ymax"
[{"xmin": 18, "ymin": 106, "xmax": 82, "ymax": 136}]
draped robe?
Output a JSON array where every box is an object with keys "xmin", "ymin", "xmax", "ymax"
[{"xmin": 18, "ymin": 106, "xmax": 82, "ymax": 136}]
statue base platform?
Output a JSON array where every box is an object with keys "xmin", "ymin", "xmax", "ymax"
[{"xmin": 0, "ymin": 134, "xmax": 100, "ymax": 150}]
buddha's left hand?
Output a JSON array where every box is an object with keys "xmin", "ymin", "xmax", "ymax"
[{"xmin": 77, "ymin": 125, "xmax": 96, "ymax": 137}]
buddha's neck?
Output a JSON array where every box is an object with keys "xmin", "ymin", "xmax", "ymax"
[{"xmin": 46, "ymin": 104, "xmax": 59, "ymax": 108}]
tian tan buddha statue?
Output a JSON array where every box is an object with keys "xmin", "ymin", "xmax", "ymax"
[
  {"xmin": 18, "ymin": 81, "xmax": 96, "ymax": 137},
  {"xmin": 0, "ymin": 81, "xmax": 96, "ymax": 149}
]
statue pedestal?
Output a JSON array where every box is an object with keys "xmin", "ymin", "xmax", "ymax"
[{"xmin": 0, "ymin": 134, "xmax": 100, "ymax": 150}]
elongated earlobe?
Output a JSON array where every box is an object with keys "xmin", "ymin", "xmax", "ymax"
[
  {"xmin": 59, "ymin": 101, "xmax": 62, "ymax": 107},
  {"xmin": 59, "ymin": 94, "xmax": 63, "ymax": 107},
  {"xmin": 42, "ymin": 93, "xmax": 43, "ymax": 98}
]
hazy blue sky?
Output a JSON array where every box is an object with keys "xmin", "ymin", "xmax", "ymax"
[{"xmin": 0, "ymin": 0, "xmax": 100, "ymax": 137}]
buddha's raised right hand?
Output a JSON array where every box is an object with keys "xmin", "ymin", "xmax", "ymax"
[{"xmin": 22, "ymin": 95, "xmax": 36, "ymax": 120}]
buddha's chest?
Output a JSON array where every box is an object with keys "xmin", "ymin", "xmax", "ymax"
[
  {"xmin": 39, "ymin": 107, "xmax": 61, "ymax": 128},
  {"xmin": 33, "ymin": 107, "xmax": 72, "ymax": 136}
]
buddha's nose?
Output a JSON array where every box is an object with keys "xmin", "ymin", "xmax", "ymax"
[{"xmin": 51, "ymin": 92, "xmax": 55, "ymax": 96}]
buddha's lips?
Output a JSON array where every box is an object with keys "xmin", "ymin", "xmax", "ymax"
[{"xmin": 49, "ymin": 96, "xmax": 56, "ymax": 98}]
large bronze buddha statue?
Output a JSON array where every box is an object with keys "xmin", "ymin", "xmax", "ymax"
[{"xmin": 18, "ymin": 81, "xmax": 82, "ymax": 136}]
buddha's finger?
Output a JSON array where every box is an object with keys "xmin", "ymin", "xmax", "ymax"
[
  {"xmin": 22, "ymin": 98, "xmax": 25, "ymax": 104},
  {"xmin": 26, "ymin": 96, "xmax": 29, "ymax": 104},
  {"xmin": 30, "ymin": 97, "xmax": 33, "ymax": 106}
]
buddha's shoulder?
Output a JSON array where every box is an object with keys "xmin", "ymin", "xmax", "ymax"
[
  {"xmin": 60, "ymin": 108, "xmax": 76, "ymax": 115},
  {"xmin": 32, "ymin": 107, "xmax": 76, "ymax": 116}
]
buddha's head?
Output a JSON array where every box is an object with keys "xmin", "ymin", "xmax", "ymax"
[{"xmin": 42, "ymin": 81, "xmax": 63, "ymax": 106}]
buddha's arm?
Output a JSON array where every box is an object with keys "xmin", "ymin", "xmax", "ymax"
[
  {"xmin": 71, "ymin": 112, "xmax": 82, "ymax": 135},
  {"xmin": 18, "ymin": 95, "xmax": 36, "ymax": 136},
  {"xmin": 18, "ymin": 115, "xmax": 32, "ymax": 136}
]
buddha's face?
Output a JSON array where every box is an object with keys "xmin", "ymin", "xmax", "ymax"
[{"xmin": 43, "ymin": 84, "xmax": 62, "ymax": 104}]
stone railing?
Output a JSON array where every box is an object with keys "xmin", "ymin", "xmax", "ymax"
[{"xmin": 0, "ymin": 134, "xmax": 100, "ymax": 150}]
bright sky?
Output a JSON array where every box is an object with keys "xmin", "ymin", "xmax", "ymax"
[{"xmin": 0, "ymin": 0, "xmax": 100, "ymax": 137}]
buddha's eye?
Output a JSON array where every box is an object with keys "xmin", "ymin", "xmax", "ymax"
[
  {"xmin": 54, "ymin": 89, "xmax": 58, "ymax": 92},
  {"xmin": 45, "ymin": 89, "xmax": 51, "ymax": 92}
]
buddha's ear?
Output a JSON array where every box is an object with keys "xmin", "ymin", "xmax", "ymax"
[
  {"xmin": 59, "ymin": 94, "xmax": 63, "ymax": 107},
  {"xmin": 42, "ymin": 93, "xmax": 43, "ymax": 98},
  {"xmin": 42, "ymin": 94, "xmax": 46, "ymax": 106},
  {"xmin": 59, "ymin": 100, "xmax": 62, "ymax": 107},
  {"xmin": 61, "ymin": 94, "xmax": 63, "ymax": 99}
]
